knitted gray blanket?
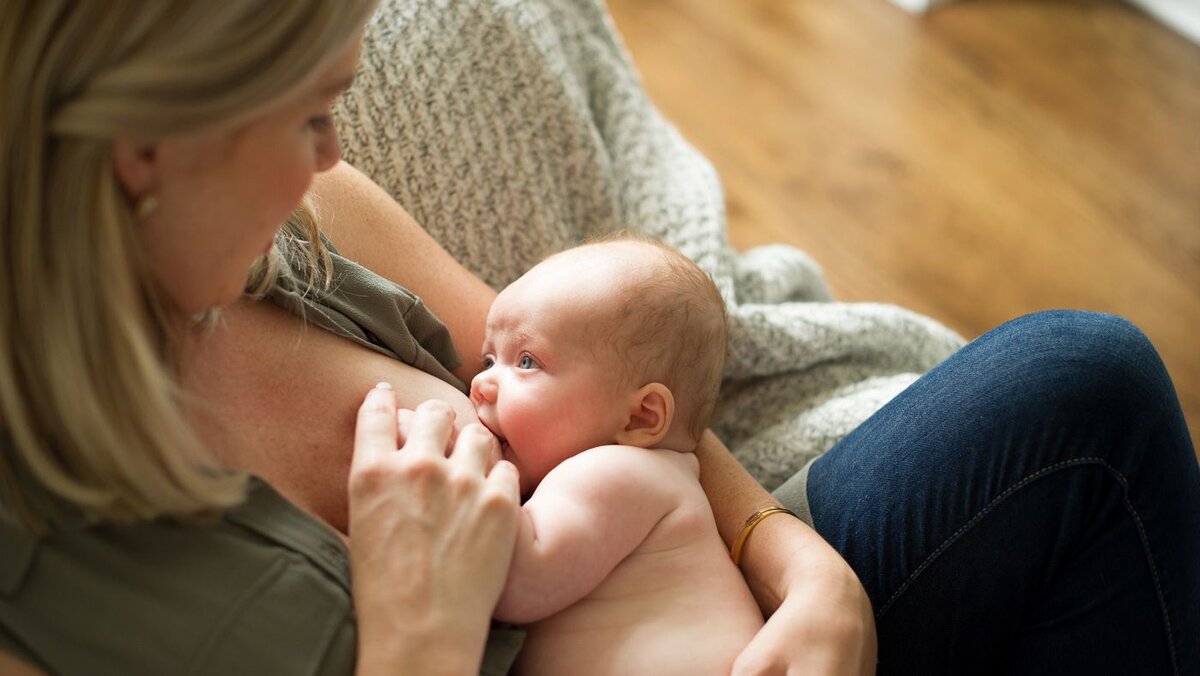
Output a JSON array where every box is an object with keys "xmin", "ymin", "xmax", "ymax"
[{"xmin": 334, "ymin": 0, "xmax": 966, "ymax": 490}]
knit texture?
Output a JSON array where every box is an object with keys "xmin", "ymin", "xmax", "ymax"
[{"xmin": 335, "ymin": 0, "xmax": 966, "ymax": 489}]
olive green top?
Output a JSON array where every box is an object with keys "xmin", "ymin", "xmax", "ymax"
[{"xmin": 0, "ymin": 241, "xmax": 523, "ymax": 674}]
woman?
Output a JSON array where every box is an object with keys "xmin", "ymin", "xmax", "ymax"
[
  {"xmin": 1, "ymin": 2, "xmax": 871, "ymax": 673},
  {"xmin": 2, "ymin": 2, "xmax": 1196, "ymax": 676},
  {"xmin": 0, "ymin": 1, "xmax": 521, "ymax": 673}
]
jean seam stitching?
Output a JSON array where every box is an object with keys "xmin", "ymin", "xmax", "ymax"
[{"xmin": 876, "ymin": 456, "xmax": 1179, "ymax": 673}]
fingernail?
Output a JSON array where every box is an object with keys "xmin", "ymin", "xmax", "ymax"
[{"xmin": 375, "ymin": 381, "xmax": 393, "ymax": 390}]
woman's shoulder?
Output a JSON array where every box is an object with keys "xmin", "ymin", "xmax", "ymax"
[{"xmin": 0, "ymin": 479, "xmax": 354, "ymax": 675}]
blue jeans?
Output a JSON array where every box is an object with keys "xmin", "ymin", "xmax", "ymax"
[{"xmin": 805, "ymin": 311, "xmax": 1200, "ymax": 674}]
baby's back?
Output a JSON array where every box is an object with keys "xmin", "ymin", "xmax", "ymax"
[{"xmin": 513, "ymin": 448, "xmax": 764, "ymax": 676}]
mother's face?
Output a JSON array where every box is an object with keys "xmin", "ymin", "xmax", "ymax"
[{"xmin": 114, "ymin": 32, "xmax": 363, "ymax": 316}]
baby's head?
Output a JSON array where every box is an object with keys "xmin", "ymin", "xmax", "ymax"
[
  {"xmin": 583, "ymin": 237, "xmax": 728, "ymax": 445},
  {"xmin": 470, "ymin": 237, "xmax": 727, "ymax": 495}
]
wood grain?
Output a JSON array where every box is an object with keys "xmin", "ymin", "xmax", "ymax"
[{"xmin": 607, "ymin": 0, "xmax": 1200, "ymax": 456}]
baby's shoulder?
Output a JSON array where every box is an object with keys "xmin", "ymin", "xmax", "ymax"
[
  {"xmin": 544, "ymin": 445, "xmax": 702, "ymax": 506},
  {"xmin": 568, "ymin": 444, "xmax": 697, "ymax": 479}
]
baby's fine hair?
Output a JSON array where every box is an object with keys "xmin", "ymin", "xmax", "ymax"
[{"xmin": 577, "ymin": 235, "xmax": 728, "ymax": 443}]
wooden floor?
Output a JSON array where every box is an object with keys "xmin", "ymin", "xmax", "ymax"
[{"xmin": 607, "ymin": 0, "xmax": 1200, "ymax": 457}]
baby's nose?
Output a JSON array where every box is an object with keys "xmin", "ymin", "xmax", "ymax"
[{"xmin": 470, "ymin": 374, "xmax": 499, "ymax": 405}]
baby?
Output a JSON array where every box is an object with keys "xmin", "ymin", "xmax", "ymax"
[{"xmin": 470, "ymin": 238, "xmax": 764, "ymax": 675}]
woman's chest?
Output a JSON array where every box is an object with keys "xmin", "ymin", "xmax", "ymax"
[{"xmin": 181, "ymin": 300, "xmax": 475, "ymax": 531}]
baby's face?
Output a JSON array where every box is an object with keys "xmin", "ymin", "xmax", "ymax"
[{"xmin": 470, "ymin": 252, "xmax": 631, "ymax": 496}]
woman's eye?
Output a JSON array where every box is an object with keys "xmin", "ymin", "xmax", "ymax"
[
  {"xmin": 517, "ymin": 355, "xmax": 537, "ymax": 369},
  {"xmin": 307, "ymin": 115, "xmax": 332, "ymax": 131}
]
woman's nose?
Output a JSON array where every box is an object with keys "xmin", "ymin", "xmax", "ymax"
[
  {"xmin": 315, "ymin": 130, "xmax": 343, "ymax": 173},
  {"xmin": 470, "ymin": 374, "xmax": 498, "ymax": 405}
]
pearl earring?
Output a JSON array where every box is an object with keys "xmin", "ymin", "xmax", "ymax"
[{"xmin": 135, "ymin": 193, "xmax": 159, "ymax": 220}]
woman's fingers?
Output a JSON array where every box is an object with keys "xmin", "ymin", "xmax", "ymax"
[
  {"xmin": 352, "ymin": 382, "xmax": 399, "ymax": 471},
  {"xmin": 402, "ymin": 399, "xmax": 456, "ymax": 456},
  {"xmin": 348, "ymin": 394, "xmax": 521, "ymax": 668},
  {"xmin": 451, "ymin": 423, "xmax": 498, "ymax": 476},
  {"xmin": 396, "ymin": 407, "xmax": 414, "ymax": 447},
  {"xmin": 486, "ymin": 459, "xmax": 520, "ymax": 502}
]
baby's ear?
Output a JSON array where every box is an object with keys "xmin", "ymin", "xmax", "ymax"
[{"xmin": 616, "ymin": 383, "xmax": 673, "ymax": 448}]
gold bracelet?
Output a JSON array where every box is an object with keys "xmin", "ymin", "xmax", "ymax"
[{"xmin": 730, "ymin": 506, "xmax": 796, "ymax": 566}]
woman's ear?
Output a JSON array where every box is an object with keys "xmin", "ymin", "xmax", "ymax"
[
  {"xmin": 616, "ymin": 383, "xmax": 674, "ymax": 448},
  {"xmin": 111, "ymin": 136, "xmax": 159, "ymax": 199}
]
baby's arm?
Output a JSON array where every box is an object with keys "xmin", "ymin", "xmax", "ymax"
[{"xmin": 493, "ymin": 445, "xmax": 681, "ymax": 624}]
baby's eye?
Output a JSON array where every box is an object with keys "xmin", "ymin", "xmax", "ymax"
[
  {"xmin": 481, "ymin": 356, "xmax": 495, "ymax": 369},
  {"xmin": 517, "ymin": 355, "xmax": 538, "ymax": 370}
]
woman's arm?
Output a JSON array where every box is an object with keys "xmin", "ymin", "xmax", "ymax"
[
  {"xmin": 695, "ymin": 431, "xmax": 877, "ymax": 674},
  {"xmin": 310, "ymin": 161, "xmax": 496, "ymax": 383}
]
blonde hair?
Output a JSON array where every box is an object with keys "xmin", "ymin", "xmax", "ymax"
[
  {"xmin": 575, "ymin": 236, "xmax": 728, "ymax": 443},
  {"xmin": 0, "ymin": 0, "xmax": 374, "ymax": 531}
]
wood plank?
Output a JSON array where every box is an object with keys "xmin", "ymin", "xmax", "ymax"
[{"xmin": 608, "ymin": 0, "xmax": 1200, "ymax": 456}]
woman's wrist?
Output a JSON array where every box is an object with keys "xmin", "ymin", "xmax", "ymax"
[
  {"xmin": 693, "ymin": 429, "xmax": 869, "ymax": 613},
  {"xmin": 355, "ymin": 610, "xmax": 486, "ymax": 676},
  {"xmin": 736, "ymin": 506, "xmax": 835, "ymax": 611},
  {"xmin": 694, "ymin": 430, "xmax": 822, "ymax": 609},
  {"xmin": 730, "ymin": 506, "xmax": 797, "ymax": 567},
  {"xmin": 357, "ymin": 646, "xmax": 476, "ymax": 676},
  {"xmin": 696, "ymin": 430, "xmax": 877, "ymax": 670}
]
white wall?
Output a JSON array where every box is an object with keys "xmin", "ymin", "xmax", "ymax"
[
  {"xmin": 1127, "ymin": 0, "xmax": 1200, "ymax": 45},
  {"xmin": 886, "ymin": 0, "xmax": 952, "ymax": 13},
  {"xmin": 887, "ymin": 0, "xmax": 1200, "ymax": 46}
]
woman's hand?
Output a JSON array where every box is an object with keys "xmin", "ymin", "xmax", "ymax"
[
  {"xmin": 694, "ymin": 430, "xmax": 876, "ymax": 675},
  {"xmin": 733, "ymin": 544, "xmax": 876, "ymax": 675},
  {"xmin": 348, "ymin": 386, "xmax": 521, "ymax": 675}
]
